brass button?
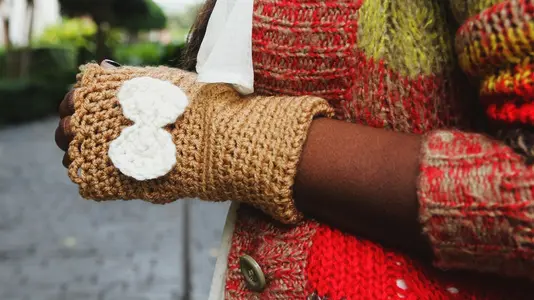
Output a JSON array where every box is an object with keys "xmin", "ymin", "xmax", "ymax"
[{"xmin": 239, "ymin": 255, "xmax": 266, "ymax": 292}]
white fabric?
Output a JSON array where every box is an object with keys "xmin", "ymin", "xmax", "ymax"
[
  {"xmin": 108, "ymin": 77, "xmax": 189, "ymax": 181},
  {"xmin": 208, "ymin": 202, "xmax": 240, "ymax": 300},
  {"xmin": 196, "ymin": 0, "xmax": 255, "ymax": 95}
]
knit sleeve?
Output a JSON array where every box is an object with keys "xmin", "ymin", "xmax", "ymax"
[
  {"xmin": 418, "ymin": 1, "xmax": 534, "ymax": 277},
  {"xmin": 418, "ymin": 130, "xmax": 534, "ymax": 278}
]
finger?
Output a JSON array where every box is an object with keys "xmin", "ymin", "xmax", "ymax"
[
  {"xmin": 59, "ymin": 90, "xmax": 75, "ymax": 118},
  {"xmin": 55, "ymin": 125, "xmax": 69, "ymax": 152},
  {"xmin": 101, "ymin": 59, "xmax": 121, "ymax": 69},
  {"xmin": 62, "ymin": 153, "xmax": 72, "ymax": 168},
  {"xmin": 55, "ymin": 117, "xmax": 73, "ymax": 151}
]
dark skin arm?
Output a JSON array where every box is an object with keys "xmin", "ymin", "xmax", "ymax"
[
  {"xmin": 55, "ymin": 60, "xmax": 430, "ymax": 259},
  {"xmin": 294, "ymin": 118, "xmax": 430, "ymax": 258}
]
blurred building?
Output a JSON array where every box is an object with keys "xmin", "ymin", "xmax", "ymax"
[{"xmin": 0, "ymin": 0, "xmax": 60, "ymax": 47}]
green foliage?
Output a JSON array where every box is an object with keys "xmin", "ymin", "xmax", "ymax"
[
  {"xmin": 114, "ymin": 43, "xmax": 164, "ymax": 66},
  {"xmin": 160, "ymin": 43, "xmax": 186, "ymax": 67},
  {"xmin": 114, "ymin": 43, "xmax": 185, "ymax": 67},
  {"xmin": 26, "ymin": 47, "xmax": 77, "ymax": 79},
  {"xmin": 58, "ymin": 0, "xmax": 149, "ymax": 24},
  {"xmin": 0, "ymin": 78, "xmax": 70, "ymax": 124},
  {"xmin": 169, "ymin": 3, "xmax": 202, "ymax": 30},
  {"xmin": 1, "ymin": 46, "xmax": 77, "ymax": 78},
  {"xmin": 37, "ymin": 18, "xmax": 96, "ymax": 50},
  {"xmin": 57, "ymin": 0, "xmax": 166, "ymax": 32},
  {"xmin": 116, "ymin": 0, "xmax": 167, "ymax": 32},
  {"xmin": 164, "ymin": 3, "xmax": 201, "ymax": 44},
  {"xmin": 0, "ymin": 48, "xmax": 5, "ymax": 77},
  {"xmin": 0, "ymin": 47, "xmax": 77, "ymax": 124},
  {"xmin": 57, "ymin": 0, "xmax": 153, "ymax": 60},
  {"xmin": 36, "ymin": 18, "xmax": 122, "ymax": 53}
]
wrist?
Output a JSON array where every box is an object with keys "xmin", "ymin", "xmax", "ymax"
[{"xmin": 294, "ymin": 119, "xmax": 430, "ymax": 255}]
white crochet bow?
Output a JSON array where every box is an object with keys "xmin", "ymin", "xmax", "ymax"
[{"xmin": 195, "ymin": 0, "xmax": 255, "ymax": 95}]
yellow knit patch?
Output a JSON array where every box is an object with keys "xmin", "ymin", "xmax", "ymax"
[
  {"xmin": 357, "ymin": 0, "xmax": 455, "ymax": 77},
  {"xmin": 480, "ymin": 57, "xmax": 533, "ymax": 96},
  {"xmin": 458, "ymin": 21, "xmax": 534, "ymax": 76},
  {"xmin": 449, "ymin": 0, "xmax": 504, "ymax": 24}
]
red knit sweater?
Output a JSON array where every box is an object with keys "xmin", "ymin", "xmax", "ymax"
[{"xmin": 223, "ymin": 0, "xmax": 534, "ymax": 299}]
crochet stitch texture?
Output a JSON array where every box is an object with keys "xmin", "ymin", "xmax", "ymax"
[
  {"xmin": 66, "ymin": 0, "xmax": 534, "ymax": 298},
  {"xmin": 224, "ymin": 0, "xmax": 534, "ymax": 299},
  {"xmin": 68, "ymin": 64, "xmax": 332, "ymax": 224},
  {"xmin": 457, "ymin": 0, "xmax": 534, "ymax": 160}
]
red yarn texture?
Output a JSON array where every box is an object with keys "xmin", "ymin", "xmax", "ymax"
[
  {"xmin": 223, "ymin": 0, "xmax": 534, "ymax": 299},
  {"xmin": 479, "ymin": 62, "xmax": 534, "ymax": 126},
  {"xmin": 306, "ymin": 224, "xmax": 534, "ymax": 300},
  {"xmin": 419, "ymin": 130, "xmax": 534, "ymax": 280}
]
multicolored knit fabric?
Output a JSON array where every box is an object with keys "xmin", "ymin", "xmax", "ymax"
[
  {"xmin": 252, "ymin": 0, "xmax": 469, "ymax": 133},
  {"xmin": 213, "ymin": 0, "xmax": 534, "ymax": 299},
  {"xmin": 419, "ymin": 130, "xmax": 534, "ymax": 280},
  {"xmin": 456, "ymin": 0, "xmax": 534, "ymax": 160},
  {"xmin": 223, "ymin": 0, "xmax": 534, "ymax": 299}
]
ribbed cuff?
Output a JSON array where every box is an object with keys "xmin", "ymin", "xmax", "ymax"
[{"xmin": 418, "ymin": 130, "xmax": 534, "ymax": 278}]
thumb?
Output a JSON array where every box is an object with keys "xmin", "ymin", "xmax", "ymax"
[{"xmin": 100, "ymin": 59, "xmax": 121, "ymax": 69}]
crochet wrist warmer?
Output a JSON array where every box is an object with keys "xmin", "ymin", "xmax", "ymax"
[{"xmin": 68, "ymin": 64, "xmax": 333, "ymax": 224}]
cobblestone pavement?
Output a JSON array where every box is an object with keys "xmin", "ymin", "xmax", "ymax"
[{"xmin": 0, "ymin": 118, "xmax": 230, "ymax": 300}]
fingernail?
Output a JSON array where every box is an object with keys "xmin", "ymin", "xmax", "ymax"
[{"xmin": 101, "ymin": 59, "xmax": 121, "ymax": 68}]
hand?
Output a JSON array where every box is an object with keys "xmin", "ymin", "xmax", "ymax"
[
  {"xmin": 54, "ymin": 60, "xmax": 121, "ymax": 167},
  {"xmin": 61, "ymin": 62, "xmax": 331, "ymax": 223}
]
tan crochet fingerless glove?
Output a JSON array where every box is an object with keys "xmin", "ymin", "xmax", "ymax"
[{"xmin": 68, "ymin": 64, "xmax": 333, "ymax": 224}]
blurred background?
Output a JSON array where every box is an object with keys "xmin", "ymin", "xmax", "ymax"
[{"xmin": 0, "ymin": 0, "xmax": 231, "ymax": 299}]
